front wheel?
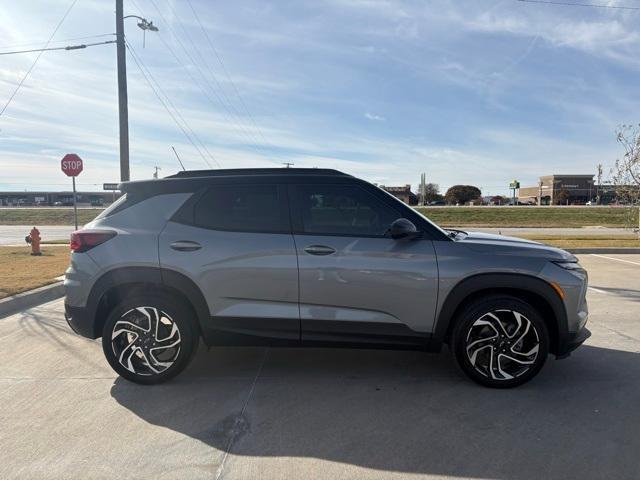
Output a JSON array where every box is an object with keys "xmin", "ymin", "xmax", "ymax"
[
  {"xmin": 451, "ymin": 296, "xmax": 549, "ymax": 388},
  {"xmin": 102, "ymin": 295, "xmax": 198, "ymax": 385}
]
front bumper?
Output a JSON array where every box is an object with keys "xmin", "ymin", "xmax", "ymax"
[
  {"xmin": 556, "ymin": 326, "xmax": 591, "ymax": 359},
  {"xmin": 64, "ymin": 303, "xmax": 100, "ymax": 339}
]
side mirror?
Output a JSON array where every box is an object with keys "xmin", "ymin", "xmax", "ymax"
[{"xmin": 387, "ymin": 218, "xmax": 419, "ymax": 240}]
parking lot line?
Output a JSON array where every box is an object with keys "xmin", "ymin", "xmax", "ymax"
[
  {"xmin": 590, "ymin": 254, "xmax": 640, "ymax": 267},
  {"xmin": 587, "ymin": 286, "xmax": 609, "ymax": 295}
]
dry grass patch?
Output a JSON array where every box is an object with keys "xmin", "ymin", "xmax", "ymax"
[{"xmin": 0, "ymin": 246, "xmax": 70, "ymax": 299}]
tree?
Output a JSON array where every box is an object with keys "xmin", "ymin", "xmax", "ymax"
[
  {"xmin": 445, "ymin": 185, "xmax": 481, "ymax": 205},
  {"xmin": 422, "ymin": 183, "xmax": 442, "ymax": 203},
  {"xmin": 612, "ymin": 124, "xmax": 640, "ymax": 233}
]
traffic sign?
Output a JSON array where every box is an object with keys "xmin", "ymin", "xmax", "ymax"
[
  {"xmin": 103, "ymin": 183, "xmax": 119, "ymax": 191},
  {"xmin": 61, "ymin": 153, "xmax": 83, "ymax": 177}
]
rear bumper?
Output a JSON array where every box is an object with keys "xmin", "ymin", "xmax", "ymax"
[
  {"xmin": 556, "ymin": 326, "xmax": 591, "ymax": 359},
  {"xmin": 64, "ymin": 303, "xmax": 100, "ymax": 339}
]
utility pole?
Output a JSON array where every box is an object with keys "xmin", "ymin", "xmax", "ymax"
[
  {"xmin": 596, "ymin": 164, "xmax": 603, "ymax": 205},
  {"xmin": 282, "ymin": 162, "xmax": 294, "ymax": 168},
  {"xmin": 115, "ymin": 0, "xmax": 129, "ymax": 182},
  {"xmin": 153, "ymin": 166, "xmax": 161, "ymax": 179}
]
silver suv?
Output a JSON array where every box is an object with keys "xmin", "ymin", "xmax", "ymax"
[{"xmin": 64, "ymin": 168, "xmax": 590, "ymax": 388}]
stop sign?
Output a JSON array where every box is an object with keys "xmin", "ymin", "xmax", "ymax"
[{"xmin": 61, "ymin": 153, "xmax": 83, "ymax": 177}]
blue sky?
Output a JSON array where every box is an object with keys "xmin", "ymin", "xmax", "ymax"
[{"xmin": 1, "ymin": 0, "xmax": 639, "ymax": 196}]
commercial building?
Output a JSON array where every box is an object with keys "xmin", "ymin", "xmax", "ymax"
[
  {"xmin": 518, "ymin": 175, "xmax": 596, "ymax": 205},
  {"xmin": 0, "ymin": 191, "xmax": 119, "ymax": 207},
  {"xmin": 379, "ymin": 185, "xmax": 418, "ymax": 205}
]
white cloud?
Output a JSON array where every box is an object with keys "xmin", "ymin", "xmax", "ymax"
[{"xmin": 364, "ymin": 112, "xmax": 385, "ymax": 121}]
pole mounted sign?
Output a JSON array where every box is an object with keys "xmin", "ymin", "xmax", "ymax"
[
  {"xmin": 60, "ymin": 153, "xmax": 83, "ymax": 230},
  {"xmin": 61, "ymin": 153, "xmax": 83, "ymax": 177}
]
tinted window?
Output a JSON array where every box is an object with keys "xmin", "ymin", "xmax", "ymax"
[
  {"xmin": 193, "ymin": 184, "xmax": 283, "ymax": 233},
  {"xmin": 295, "ymin": 184, "xmax": 399, "ymax": 236}
]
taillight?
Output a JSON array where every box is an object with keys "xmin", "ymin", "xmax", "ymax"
[{"xmin": 70, "ymin": 229, "xmax": 117, "ymax": 253}]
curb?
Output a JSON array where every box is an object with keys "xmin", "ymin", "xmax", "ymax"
[
  {"xmin": 0, "ymin": 281, "xmax": 64, "ymax": 319},
  {"xmin": 566, "ymin": 248, "xmax": 640, "ymax": 254}
]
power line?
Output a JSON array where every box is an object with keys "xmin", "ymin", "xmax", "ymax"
[
  {"xmin": 515, "ymin": 0, "xmax": 640, "ymax": 10},
  {"xmin": 146, "ymin": 0, "xmax": 272, "ymax": 158},
  {"xmin": 125, "ymin": 40, "xmax": 219, "ymax": 168},
  {"xmin": 0, "ymin": 33, "xmax": 115, "ymax": 51},
  {"xmin": 185, "ymin": 0, "xmax": 275, "ymax": 152},
  {"xmin": 0, "ymin": 0, "xmax": 79, "ymax": 118},
  {"xmin": 0, "ymin": 40, "xmax": 116, "ymax": 57}
]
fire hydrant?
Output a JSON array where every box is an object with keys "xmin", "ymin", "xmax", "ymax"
[{"xmin": 26, "ymin": 227, "xmax": 42, "ymax": 256}]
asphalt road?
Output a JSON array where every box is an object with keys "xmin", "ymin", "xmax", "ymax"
[
  {"xmin": 1, "ymin": 254, "xmax": 640, "ymax": 479},
  {"xmin": 0, "ymin": 225, "xmax": 73, "ymax": 245}
]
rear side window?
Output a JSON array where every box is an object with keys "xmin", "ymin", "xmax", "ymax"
[
  {"xmin": 192, "ymin": 184, "xmax": 285, "ymax": 233},
  {"xmin": 94, "ymin": 193, "xmax": 135, "ymax": 220}
]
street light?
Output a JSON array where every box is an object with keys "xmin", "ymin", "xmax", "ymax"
[{"xmin": 116, "ymin": 0, "xmax": 159, "ymax": 182}]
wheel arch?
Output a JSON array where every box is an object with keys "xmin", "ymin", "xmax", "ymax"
[
  {"xmin": 433, "ymin": 273, "xmax": 567, "ymax": 355},
  {"xmin": 86, "ymin": 266, "xmax": 209, "ymax": 339}
]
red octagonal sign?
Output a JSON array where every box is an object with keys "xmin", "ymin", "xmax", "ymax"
[{"xmin": 61, "ymin": 153, "xmax": 83, "ymax": 177}]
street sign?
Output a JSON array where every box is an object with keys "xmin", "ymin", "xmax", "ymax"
[
  {"xmin": 103, "ymin": 183, "xmax": 119, "ymax": 191},
  {"xmin": 509, "ymin": 180, "xmax": 520, "ymax": 189},
  {"xmin": 61, "ymin": 153, "xmax": 83, "ymax": 177},
  {"xmin": 60, "ymin": 153, "xmax": 83, "ymax": 230}
]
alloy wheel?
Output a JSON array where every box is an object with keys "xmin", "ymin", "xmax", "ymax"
[
  {"xmin": 465, "ymin": 309, "xmax": 540, "ymax": 381},
  {"xmin": 110, "ymin": 306, "xmax": 182, "ymax": 376}
]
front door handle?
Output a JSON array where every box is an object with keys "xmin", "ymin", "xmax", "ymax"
[
  {"xmin": 304, "ymin": 245, "xmax": 336, "ymax": 256},
  {"xmin": 170, "ymin": 240, "xmax": 202, "ymax": 252}
]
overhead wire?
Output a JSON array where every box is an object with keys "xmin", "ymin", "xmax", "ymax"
[
  {"xmin": 145, "ymin": 0, "xmax": 273, "ymax": 158},
  {"xmin": 125, "ymin": 40, "xmax": 219, "ymax": 168},
  {"xmin": 0, "ymin": 0, "xmax": 80, "ymax": 118},
  {"xmin": 0, "ymin": 40, "xmax": 116, "ymax": 56},
  {"xmin": 185, "ymin": 0, "xmax": 275, "ymax": 152},
  {"xmin": 0, "ymin": 33, "xmax": 115, "ymax": 51}
]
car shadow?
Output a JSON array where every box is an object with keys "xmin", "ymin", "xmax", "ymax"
[{"xmin": 110, "ymin": 344, "xmax": 640, "ymax": 479}]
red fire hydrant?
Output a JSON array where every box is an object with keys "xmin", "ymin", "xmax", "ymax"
[{"xmin": 26, "ymin": 227, "xmax": 42, "ymax": 256}]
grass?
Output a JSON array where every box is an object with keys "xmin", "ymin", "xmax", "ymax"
[
  {"xmin": 0, "ymin": 206, "xmax": 638, "ymax": 228},
  {"xmin": 0, "ymin": 246, "xmax": 69, "ymax": 299},
  {"xmin": 0, "ymin": 208, "xmax": 103, "ymax": 226},
  {"xmin": 514, "ymin": 234, "xmax": 640, "ymax": 249},
  {"xmin": 415, "ymin": 206, "xmax": 639, "ymax": 228}
]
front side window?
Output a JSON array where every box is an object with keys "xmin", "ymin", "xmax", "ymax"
[
  {"xmin": 193, "ymin": 184, "xmax": 283, "ymax": 233},
  {"xmin": 295, "ymin": 184, "xmax": 399, "ymax": 236}
]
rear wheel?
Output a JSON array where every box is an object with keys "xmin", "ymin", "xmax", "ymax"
[
  {"xmin": 102, "ymin": 294, "xmax": 198, "ymax": 384},
  {"xmin": 451, "ymin": 296, "xmax": 549, "ymax": 388}
]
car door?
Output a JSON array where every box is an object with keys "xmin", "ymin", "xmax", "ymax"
[
  {"xmin": 290, "ymin": 182, "xmax": 439, "ymax": 345},
  {"xmin": 159, "ymin": 182, "xmax": 300, "ymax": 342}
]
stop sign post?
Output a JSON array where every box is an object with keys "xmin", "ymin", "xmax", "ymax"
[{"xmin": 61, "ymin": 154, "xmax": 84, "ymax": 230}]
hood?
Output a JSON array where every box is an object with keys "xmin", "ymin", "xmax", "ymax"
[{"xmin": 454, "ymin": 231, "xmax": 576, "ymax": 262}]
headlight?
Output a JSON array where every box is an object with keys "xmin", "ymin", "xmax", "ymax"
[{"xmin": 552, "ymin": 261, "xmax": 587, "ymax": 277}]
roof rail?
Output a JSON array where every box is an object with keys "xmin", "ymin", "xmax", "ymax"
[{"xmin": 166, "ymin": 168, "xmax": 348, "ymax": 179}]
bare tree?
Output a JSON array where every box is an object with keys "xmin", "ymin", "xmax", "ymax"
[{"xmin": 612, "ymin": 124, "xmax": 640, "ymax": 233}]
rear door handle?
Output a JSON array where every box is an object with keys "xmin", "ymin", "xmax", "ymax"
[
  {"xmin": 170, "ymin": 240, "xmax": 202, "ymax": 252},
  {"xmin": 304, "ymin": 245, "xmax": 336, "ymax": 256}
]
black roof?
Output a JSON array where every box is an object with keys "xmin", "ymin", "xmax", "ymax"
[{"xmin": 166, "ymin": 168, "xmax": 348, "ymax": 179}]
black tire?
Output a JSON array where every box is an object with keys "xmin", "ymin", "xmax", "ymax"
[
  {"xmin": 451, "ymin": 295, "xmax": 549, "ymax": 388},
  {"xmin": 102, "ymin": 294, "xmax": 199, "ymax": 385}
]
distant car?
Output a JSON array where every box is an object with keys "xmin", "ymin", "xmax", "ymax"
[
  {"xmin": 64, "ymin": 168, "xmax": 590, "ymax": 388},
  {"xmin": 54, "ymin": 201, "xmax": 63, "ymax": 206},
  {"xmin": 428, "ymin": 200, "xmax": 446, "ymax": 206}
]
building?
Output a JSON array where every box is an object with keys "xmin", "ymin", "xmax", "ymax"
[
  {"xmin": 0, "ymin": 191, "xmax": 120, "ymax": 207},
  {"xmin": 379, "ymin": 185, "xmax": 418, "ymax": 205},
  {"xmin": 518, "ymin": 175, "xmax": 595, "ymax": 205}
]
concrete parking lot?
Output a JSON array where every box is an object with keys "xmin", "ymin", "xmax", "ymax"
[{"xmin": 1, "ymin": 254, "xmax": 639, "ymax": 479}]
